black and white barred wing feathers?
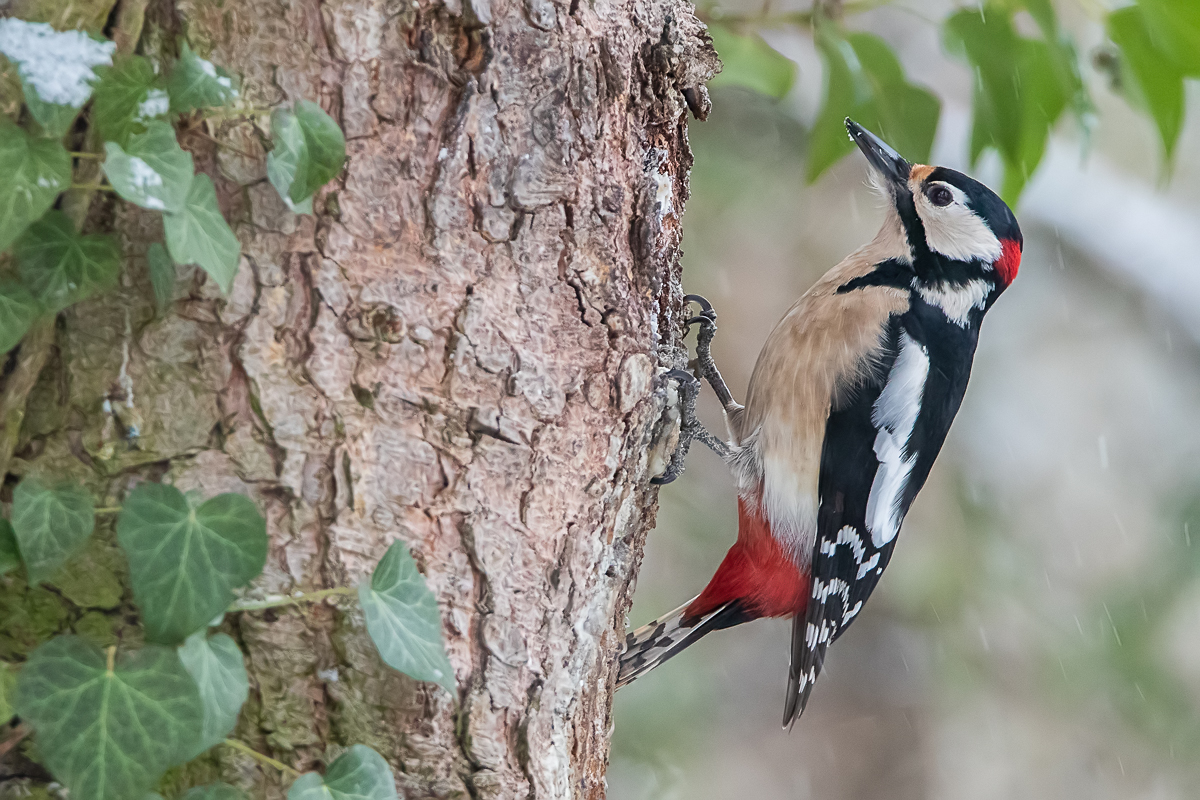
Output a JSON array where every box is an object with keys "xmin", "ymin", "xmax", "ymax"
[{"xmin": 783, "ymin": 325, "xmax": 933, "ymax": 728}]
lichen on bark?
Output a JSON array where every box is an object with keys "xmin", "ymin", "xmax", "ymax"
[{"xmin": 0, "ymin": 0, "xmax": 719, "ymax": 796}]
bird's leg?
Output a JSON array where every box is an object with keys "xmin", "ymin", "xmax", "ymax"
[
  {"xmin": 684, "ymin": 294, "xmax": 744, "ymax": 421},
  {"xmin": 651, "ymin": 297, "xmax": 742, "ymax": 485}
]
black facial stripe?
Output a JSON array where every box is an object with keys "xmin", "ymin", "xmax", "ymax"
[
  {"xmin": 893, "ymin": 186, "xmax": 934, "ymax": 265},
  {"xmin": 836, "ymin": 259, "xmax": 914, "ymax": 294}
]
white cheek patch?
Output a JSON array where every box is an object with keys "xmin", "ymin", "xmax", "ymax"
[
  {"xmin": 914, "ymin": 182, "xmax": 1003, "ymax": 264},
  {"xmin": 917, "ymin": 279, "xmax": 991, "ymax": 327},
  {"xmin": 866, "ymin": 332, "xmax": 929, "ymax": 548}
]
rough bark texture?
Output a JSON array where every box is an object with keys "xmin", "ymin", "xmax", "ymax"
[{"xmin": 1, "ymin": 0, "xmax": 717, "ymax": 797}]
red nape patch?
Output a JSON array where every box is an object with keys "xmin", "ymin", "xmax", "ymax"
[
  {"xmin": 996, "ymin": 238, "xmax": 1022, "ymax": 287},
  {"xmin": 685, "ymin": 498, "xmax": 809, "ymax": 621}
]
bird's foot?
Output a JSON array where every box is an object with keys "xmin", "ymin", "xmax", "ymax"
[{"xmin": 683, "ymin": 295, "xmax": 743, "ymax": 419}]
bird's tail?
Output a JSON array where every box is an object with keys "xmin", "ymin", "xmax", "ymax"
[{"xmin": 616, "ymin": 597, "xmax": 739, "ymax": 687}]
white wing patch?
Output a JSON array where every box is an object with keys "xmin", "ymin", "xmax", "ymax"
[
  {"xmin": 917, "ymin": 279, "xmax": 990, "ymax": 328},
  {"xmin": 866, "ymin": 332, "xmax": 929, "ymax": 548}
]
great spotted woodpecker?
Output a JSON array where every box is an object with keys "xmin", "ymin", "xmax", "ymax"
[{"xmin": 620, "ymin": 119, "xmax": 1023, "ymax": 728}]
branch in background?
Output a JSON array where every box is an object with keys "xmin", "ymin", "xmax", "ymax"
[{"xmin": 699, "ymin": 0, "xmax": 887, "ymax": 28}]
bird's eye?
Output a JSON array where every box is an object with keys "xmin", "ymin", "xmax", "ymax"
[{"xmin": 927, "ymin": 185, "xmax": 954, "ymax": 207}]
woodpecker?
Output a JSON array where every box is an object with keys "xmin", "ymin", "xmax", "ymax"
[{"xmin": 620, "ymin": 119, "xmax": 1022, "ymax": 728}]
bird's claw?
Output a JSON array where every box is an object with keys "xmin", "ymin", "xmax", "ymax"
[{"xmin": 652, "ymin": 368, "xmax": 701, "ymax": 486}]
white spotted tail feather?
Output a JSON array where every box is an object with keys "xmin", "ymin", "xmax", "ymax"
[{"xmin": 617, "ymin": 598, "xmax": 732, "ymax": 687}]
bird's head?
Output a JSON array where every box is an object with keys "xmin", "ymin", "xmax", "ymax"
[{"xmin": 846, "ymin": 118, "xmax": 1023, "ymax": 299}]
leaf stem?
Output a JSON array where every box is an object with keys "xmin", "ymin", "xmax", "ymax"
[
  {"xmin": 188, "ymin": 128, "xmax": 259, "ymax": 159},
  {"xmin": 223, "ymin": 738, "xmax": 301, "ymax": 778},
  {"xmin": 70, "ymin": 183, "xmax": 116, "ymax": 192},
  {"xmin": 94, "ymin": 506, "xmax": 122, "ymax": 514},
  {"xmin": 201, "ymin": 106, "xmax": 275, "ymax": 124},
  {"xmin": 105, "ymin": 646, "xmax": 116, "ymax": 673},
  {"xmin": 229, "ymin": 585, "xmax": 357, "ymax": 612},
  {"xmin": 69, "ymin": 151, "xmax": 105, "ymax": 160}
]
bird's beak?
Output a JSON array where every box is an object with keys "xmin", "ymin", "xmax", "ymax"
[{"xmin": 845, "ymin": 119, "xmax": 911, "ymax": 188}]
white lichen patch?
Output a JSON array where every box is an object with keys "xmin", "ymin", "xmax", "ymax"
[
  {"xmin": 137, "ymin": 88, "xmax": 170, "ymax": 120},
  {"xmin": 647, "ymin": 148, "xmax": 675, "ymax": 218},
  {"xmin": 0, "ymin": 19, "xmax": 115, "ymax": 107}
]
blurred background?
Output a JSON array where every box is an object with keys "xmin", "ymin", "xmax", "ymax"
[{"xmin": 610, "ymin": 1, "xmax": 1200, "ymax": 798}]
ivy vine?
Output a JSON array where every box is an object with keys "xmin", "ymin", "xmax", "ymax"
[{"xmin": 0, "ymin": 15, "xmax": 453, "ymax": 800}]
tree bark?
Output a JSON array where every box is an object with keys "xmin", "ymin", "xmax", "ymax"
[{"xmin": 6, "ymin": 0, "xmax": 717, "ymax": 797}]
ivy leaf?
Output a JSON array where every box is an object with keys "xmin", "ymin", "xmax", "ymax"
[
  {"xmin": 358, "ymin": 540, "xmax": 455, "ymax": 695},
  {"xmin": 267, "ymin": 101, "xmax": 346, "ymax": 210},
  {"xmin": 11, "ymin": 476, "xmax": 95, "ymax": 585},
  {"xmin": 0, "ymin": 19, "xmax": 115, "ymax": 138},
  {"xmin": 0, "ymin": 277, "xmax": 40, "ymax": 353},
  {"xmin": 0, "ymin": 661, "xmax": 14, "ymax": 724},
  {"xmin": 1138, "ymin": 0, "xmax": 1200, "ymax": 76},
  {"xmin": 147, "ymin": 242, "xmax": 176, "ymax": 312},
  {"xmin": 0, "ymin": 518, "xmax": 18, "ymax": 577},
  {"xmin": 183, "ymin": 784, "xmax": 248, "ymax": 800},
  {"xmin": 14, "ymin": 636, "xmax": 204, "ymax": 800},
  {"xmin": 178, "ymin": 631, "xmax": 250, "ymax": 757},
  {"xmin": 808, "ymin": 27, "xmax": 939, "ymax": 182},
  {"xmin": 707, "ymin": 23, "xmax": 795, "ymax": 99},
  {"xmin": 0, "ymin": 120, "xmax": 71, "ymax": 250},
  {"xmin": 167, "ymin": 43, "xmax": 239, "ymax": 114},
  {"xmin": 103, "ymin": 120, "xmax": 194, "ymax": 213},
  {"xmin": 287, "ymin": 745, "xmax": 398, "ymax": 800},
  {"xmin": 1109, "ymin": 6, "xmax": 1185, "ymax": 164},
  {"xmin": 15, "ymin": 210, "xmax": 121, "ymax": 313},
  {"xmin": 93, "ymin": 56, "xmax": 169, "ymax": 147},
  {"xmin": 163, "ymin": 174, "xmax": 241, "ymax": 293},
  {"xmin": 117, "ymin": 483, "xmax": 267, "ymax": 644}
]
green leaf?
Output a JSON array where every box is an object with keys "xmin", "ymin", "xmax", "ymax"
[
  {"xmin": 1019, "ymin": 0, "xmax": 1057, "ymax": 38},
  {"xmin": 163, "ymin": 174, "xmax": 241, "ymax": 293},
  {"xmin": 358, "ymin": 540, "xmax": 455, "ymax": 694},
  {"xmin": 267, "ymin": 100, "xmax": 346, "ymax": 209},
  {"xmin": 167, "ymin": 43, "xmax": 239, "ymax": 114},
  {"xmin": 93, "ymin": 56, "xmax": 169, "ymax": 147},
  {"xmin": 0, "ymin": 661, "xmax": 14, "ymax": 724},
  {"xmin": 103, "ymin": 120, "xmax": 195, "ymax": 213},
  {"xmin": 287, "ymin": 745, "xmax": 398, "ymax": 800},
  {"xmin": 808, "ymin": 27, "xmax": 939, "ymax": 182},
  {"xmin": 117, "ymin": 483, "xmax": 267, "ymax": 644},
  {"xmin": 11, "ymin": 477, "xmax": 95, "ymax": 585},
  {"xmin": 1109, "ymin": 6, "xmax": 1185, "ymax": 164},
  {"xmin": 1138, "ymin": 0, "xmax": 1200, "ymax": 76},
  {"xmin": 0, "ymin": 19, "xmax": 115, "ymax": 137},
  {"xmin": 0, "ymin": 277, "xmax": 40, "ymax": 353},
  {"xmin": 183, "ymin": 784, "xmax": 248, "ymax": 800},
  {"xmin": 0, "ymin": 518, "xmax": 18, "ymax": 577},
  {"xmin": 15, "ymin": 210, "xmax": 121, "ymax": 313},
  {"xmin": 707, "ymin": 23, "xmax": 795, "ymax": 99},
  {"xmin": 178, "ymin": 631, "xmax": 249, "ymax": 757},
  {"xmin": 23, "ymin": 88, "xmax": 83, "ymax": 139},
  {"xmin": 14, "ymin": 636, "xmax": 204, "ymax": 800},
  {"xmin": 0, "ymin": 120, "xmax": 71, "ymax": 250},
  {"xmin": 944, "ymin": 8, "xmax": 1074, "ymax": 203},
  {"xmin": 147, "ymin": 242, "xmax": 176, "ymax": 312}
]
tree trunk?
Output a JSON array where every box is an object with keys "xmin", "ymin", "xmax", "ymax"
[{"xmin": 6, "ymin": 0, "xmax": 716, "ymax": 796}]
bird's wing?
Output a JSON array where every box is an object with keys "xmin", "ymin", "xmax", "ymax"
[{"xmin": 785, "ymin": 315, "xmax": 944, "ymax": 727}]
